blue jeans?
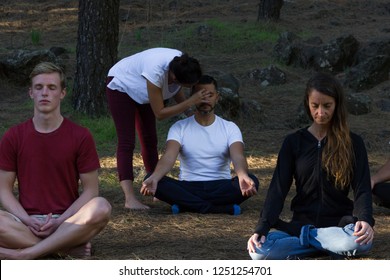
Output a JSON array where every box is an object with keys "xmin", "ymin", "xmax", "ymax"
[{"xmin": 249, "ymin": 223, "xmax": 372, "ymax": 260}]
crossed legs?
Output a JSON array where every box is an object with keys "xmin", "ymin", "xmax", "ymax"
[
  {"xmin": 0, "ymin": 197, "xmax": 111, "ymax": 260},
  {"xmin": 249, "ymin": 223, "xmax": 372, "ymax": 260},
  {"xmin": 154, "ymin": 175, "xmax": 259, "ymax": 214}
]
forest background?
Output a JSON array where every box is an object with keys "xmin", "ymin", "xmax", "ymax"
[{"xmin": 0, "ymin": 0, "xmax": 389, "ymax": 259}]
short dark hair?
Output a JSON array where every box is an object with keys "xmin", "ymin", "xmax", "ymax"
[
  {"xmin": 191, "ymin": 75, "xmax": 218, "ymax": 95},
  {"xmin": 197, "ymin": 75, "xmax": 218, "ymax": 89}
]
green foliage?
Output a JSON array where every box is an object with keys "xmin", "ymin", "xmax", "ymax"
[
  {"xmin": 76, "ymin": 115, "xmax": 117, "ymax": 156},
  {"xmin": 58, "ymin": 92, "xmax": 116, "ymax": 156},
  {"xmin": 156, "ymin": 118, "xmax": 174, "ymax": 147},
  {"xmin": 208, "ymin": 18, "xmax": 280, "ymax": 42},
  {"xmin": 118, "ymin": 19, "xmax": 282, "ymax": 57},
  {"xmin": 30, "ymin": 29, "xmax": 41, "ymax": 45},
  {"xmin": 168, "ymin": 19, "xmax": 281, "ymax": 54},
  {"xmin": 134, "ymin": 29, "xmax": 143, "ymax": 42}
]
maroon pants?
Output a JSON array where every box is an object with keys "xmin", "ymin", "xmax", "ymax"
[{"xmin": 106, "ymin": 78, "xmax": 158, "ymax": 181}]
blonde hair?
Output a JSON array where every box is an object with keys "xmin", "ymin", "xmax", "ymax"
[{"xmin": 29, "ymin": 62, "xmax": 66, "ymax": 89}]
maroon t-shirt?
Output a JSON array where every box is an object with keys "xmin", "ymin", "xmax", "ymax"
[{"xmin": 0, "ymin": 118, "xmax": 100, "ymax": 215}]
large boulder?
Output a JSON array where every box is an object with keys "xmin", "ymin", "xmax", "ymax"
[
  {"xmin": 344, "ymin": 37, "xmax": 390, "ymax": 91},
  {"xmin": 207, "ymin": 71, "xmax": 241, "ymax": 119},
  {"xmin": 274, "ymin": 32, "xmax": 359, "ymax": 73},
  {"xmin": 247, "ymin": 65, "xmax": 286, "ymax": 87},
  {"xmin": 312, "ymin": 35, "xmax": 359, "ymax": 72},
  {"xmin": 346, "ymin": 92, "xmax": 373, "ymax": 115},
  {"xmin": 274, "ymin": 32, "xmax": 390, "ymax": 91},
  {"xmin": 216, "ymin": 86, "xmax": 240, "ymax": 119},
  {"xmin": 353, "ymin": 37, "xmax": 390, "ymax": 65},
  {"xmin": 0, "ymin": 49, "xmax": 62, "ymax": 85},
  {"xmin": 344, "ymin": 55, "xmax": 390, "ymax": 92},
  {"xmin": 273, "ymin": 31, "xmax": 318, "ymax": 68}
]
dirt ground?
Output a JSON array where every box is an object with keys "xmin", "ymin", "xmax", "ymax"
[{"xmin": 0, "ymin": 0, "xmax": 390, "ymax": 260}]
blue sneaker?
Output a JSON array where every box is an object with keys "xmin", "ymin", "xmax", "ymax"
[
  {"xmin": 233, "ymin": 204, "xmax": 241, "ymax": 215},
  {"xmin": 171, "ymin": 204, "xmax": 180, "ymax": 215}
]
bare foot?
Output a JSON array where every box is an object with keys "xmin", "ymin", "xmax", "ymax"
[
  {"xmin": 124, "ymin": 199, "xmax": 150, "ymax": 210},
  {"xmin": 59, "ymin": 242, "xmax": 92, "ymax": 259},
  {"xmin": 121, "ymin": 180, "xmax": 150, "ymax": 209},
  {"xmin": 0, "ymin": 247, "xmax": 21, "ymax": 259}
]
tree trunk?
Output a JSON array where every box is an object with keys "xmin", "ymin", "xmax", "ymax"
[
  {"xmin": 257, "ymin": 0, "xmax": 284, "ymax": 21},
  {"xmin": 72, "ymin": 0, "xmax": 119, "ymax": 117}
]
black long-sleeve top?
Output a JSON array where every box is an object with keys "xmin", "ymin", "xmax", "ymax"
[{"xmin": 254, "ymin": 127, "xmax": 375, "ymax": 237}]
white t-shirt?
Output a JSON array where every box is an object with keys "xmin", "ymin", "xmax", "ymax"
[
  {"xmin": 107, "ymin": 48, "xmax": 182, "ymax": 104},
  {"xmin": 167, "ymin": 115, "xmax": 243, "ymax": 181}
]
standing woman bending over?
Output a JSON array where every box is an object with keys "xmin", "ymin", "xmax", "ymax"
[
  {"xmin": 106, "ymin": 48, "xmax": 206, "ymax": 209},
  {"xmin": 247, "ymin": 72, "xmax": 374, "ymax": 259}
]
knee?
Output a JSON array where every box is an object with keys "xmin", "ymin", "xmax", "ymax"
[
  {"xmin": 316, "ymin": 225, "xmax": 372, "ymax": 256},
  {"xmin": 88, "ymin": 197, "xmax": 112, "ymax": 224},
  {"xmin": 248, "ymin": 243, "xmax": 284, "ymax": 260},
  {"xmin": 340, "ymin": 224, "xmax": 371, "ymax": 255},
  {"xmin": 249, "ymin": 251, "xmax": 267, "ymax": 260},
  {"xmin": 248, "ymin": 233, "xmax": 283, "ymax": 260},
  {"xmin": 337, "ymin": 236, "xmax": 372, "ymax": 256},
  {"xmin": 0, "ymin": 212, "xmax": 12, "ymax": 235}
]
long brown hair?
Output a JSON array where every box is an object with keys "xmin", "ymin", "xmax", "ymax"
[{"xmin": 304, "ymin": 73, "xmax": 354, "ymax": 190}]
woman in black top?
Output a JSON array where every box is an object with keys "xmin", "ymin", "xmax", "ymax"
[{"xmin": 247, "ymin": 73, "xmax": 374, "ymax": 259}]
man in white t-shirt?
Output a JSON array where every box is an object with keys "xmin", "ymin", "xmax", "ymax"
[{"xmin": 141, "ymin": 75, "xmax": 259, "ymax": 215}]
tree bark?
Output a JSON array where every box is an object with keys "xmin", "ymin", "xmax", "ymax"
[
  {"xmin": 257, "ymin": 0, "xmax": 284, "ymax": 21},
  {"xmin": 73, "ymin": 0, "xmax": 119, "ymax": 117}
]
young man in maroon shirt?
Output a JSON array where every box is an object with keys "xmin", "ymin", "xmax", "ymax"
[{"xmin": 0, "ymin": 62, "xmax": 111, "ymax": 259}]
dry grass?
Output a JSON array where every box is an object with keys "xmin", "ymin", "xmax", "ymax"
[{"xmin": 0, "ymin": 0, "xmax": 390, "ymax": 260}]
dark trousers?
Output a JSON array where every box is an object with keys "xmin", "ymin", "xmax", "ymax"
[
  {"xmin": 373, "ymin": 182, "xmax": 390, "ymax": 208},
  {"xmin": 106, "ymin": 78, "xmax": 158, "ymax": 181},
  {"xmin": 154, "ymin": 174, "xmax": 259, "ymax": 214}
]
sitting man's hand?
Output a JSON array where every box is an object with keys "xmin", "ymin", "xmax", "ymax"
[
  {"xmin": 28, "ymin": 213, "xmax": 60, "ymax": 238},
  {"xmin": 239, "ymin": 175, "xmax": 257, "ymax": 197},
  {"xmin": 140, "ymin": 177, "xmax": 158, "ymax": 196}
]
